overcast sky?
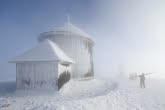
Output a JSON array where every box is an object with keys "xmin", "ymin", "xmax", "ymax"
[{"xmin": 0, "ymin": 0, "xmax": 165, "ymax": 80}]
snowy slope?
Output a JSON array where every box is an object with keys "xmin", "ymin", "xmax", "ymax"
[
  {"xmin": 0, "ymin": 78, "xmax": 165, "ymax": 110},
  {"xmin": 59, "ymin": 79, "xmax": 118, "ymax": 98}
]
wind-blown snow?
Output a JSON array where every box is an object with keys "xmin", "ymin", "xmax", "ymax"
[{"xmin": 0, "ymin": 78, "xmax": 165, "ymax": 110}]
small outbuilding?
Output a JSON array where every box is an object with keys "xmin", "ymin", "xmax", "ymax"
[{"xmin": 10, "ymin": 40, "xmax": 75, "ymax": 90}]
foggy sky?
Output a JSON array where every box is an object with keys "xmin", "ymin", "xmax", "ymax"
[
  {"xmin": 93, "ymin": 0, "xmax": 165, "ymax": 79},
  {"xmin": 0, "ymin": 0, "xmax": 165, "ymax": 80}
]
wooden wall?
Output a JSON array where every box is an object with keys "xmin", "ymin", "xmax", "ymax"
[{"xmin": 16, "ymin": 61, "xmax": 58, "ymax": 90}]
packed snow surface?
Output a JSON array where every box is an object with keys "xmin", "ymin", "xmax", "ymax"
[{"xmin": 0, "ymin": 78, "xmax": 165, "ymax": 110}]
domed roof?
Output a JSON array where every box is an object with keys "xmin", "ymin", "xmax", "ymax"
[
  {"xmin": 55, "ymin": 22, "xmax": 91, "ymax": 38},
  {"xmin": 39, "ymin": 21, "xmax": 93, "ymax": 42}
]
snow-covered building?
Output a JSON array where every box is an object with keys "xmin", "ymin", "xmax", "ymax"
[
  {"xmin": 10, "ymin": 40, "xmax": 74, "ymax": 90},
  {"xmin": 39, "ymin": 22, "xmax": 94, "ymax": 78},
  {"xmin": 10, "ymin": 21, "xmax": 94, "ymax": 90}
]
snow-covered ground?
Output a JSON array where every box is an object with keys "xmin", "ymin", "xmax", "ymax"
[{"xmin": 0, "ymin": 78, "xmax": 165, "ymax": 110}]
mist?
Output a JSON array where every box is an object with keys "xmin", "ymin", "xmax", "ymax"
[
  {"xmin": 0, "ymin": 0, "xmax": 165, "ymax": 80},
  {"xmin": 0, "ymin": 1, "xmax": 165, "ymax": 109},
  {"xmin": 92, "ymin": 0, "xmax": 165, "ymax": 79}
]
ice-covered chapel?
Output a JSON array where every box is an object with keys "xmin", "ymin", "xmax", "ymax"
[{"xmin": 10, "ymin": 21, "xmax": 94, "ymax": 90}]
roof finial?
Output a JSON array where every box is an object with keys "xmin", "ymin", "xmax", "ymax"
[{"xmin": 66, "ymin": 14, "xmax": 70, "ymax": 24}]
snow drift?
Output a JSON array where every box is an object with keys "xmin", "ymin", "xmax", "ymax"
[{"xmin": 0, "ymin": 78, "xmax": 165, "ymax": 110}]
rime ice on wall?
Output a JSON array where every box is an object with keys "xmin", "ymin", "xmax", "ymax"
[
  {"xmin": 16, "ymin": 62, "xmax": 58, "ymax": 90},
  {"xmin": 10, "ymin": 40, "xmax": 74, "ymax": 90},
  {"xmin": 38, "ymin": 22, "xmax": 94, "ymax": 79}
]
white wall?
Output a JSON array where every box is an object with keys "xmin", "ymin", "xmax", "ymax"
[
  {"xmin": 16, "ymin": 61, "xmax": 58, "ymax": 90},
  {"xmin": 39, "ymin": 32, "xmax": 94, "ymax": 78}
]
